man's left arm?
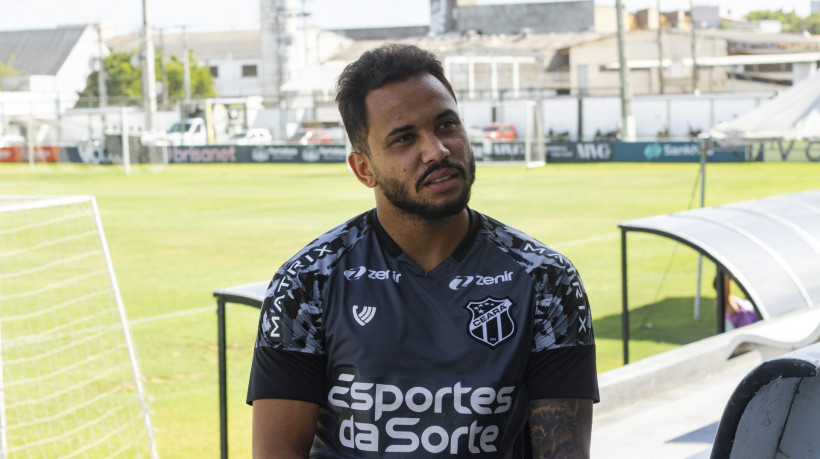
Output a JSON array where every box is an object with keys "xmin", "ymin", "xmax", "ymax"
[{"xmin": 528, "ymin": 398, "xmax": 593, "ymax": 458}]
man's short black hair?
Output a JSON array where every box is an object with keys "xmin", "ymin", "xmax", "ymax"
[{"xmin": 335, "ymin": 43, "xmax": 457, "ymax": 155}]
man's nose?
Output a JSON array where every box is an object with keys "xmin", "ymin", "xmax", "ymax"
[{"xmin": 420, "ymin": 133, "xmax": 450, "ymax": 163}]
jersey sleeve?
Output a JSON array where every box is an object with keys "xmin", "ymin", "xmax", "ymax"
[
  {"xmin": 526, "ymin": 345, "xmax": 599, "ymax": 402},
  {"xmin": 247, "ymin": 261, "xmax": 327, "ymax": 404},
  {"xmin": 247, "ymin": 345, "xmax": 325, "ymax": 404},
  {"xmin": 532, "ymin": 254, "xmax": 595, "ymax": 351},
  {"xmin": 529, "ymin": 254, "xmax": 599, "ymax": 402}
]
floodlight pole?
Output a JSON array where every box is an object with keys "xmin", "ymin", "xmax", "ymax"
[
  {"xmin": 141, "ymin": 0, "xmax": 157, "ymax": 134},
  {"xmin": 694, "ymin": 136, "xmax": 708, "ymax": 320},
  {"xmin": 615, "ymin": 0, "xmax": 636, "ymax": 141}
]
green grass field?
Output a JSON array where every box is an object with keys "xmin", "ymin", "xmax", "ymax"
[{"xmin": 1, "ymin": 160, "xmax": 818, "ymax": 457}]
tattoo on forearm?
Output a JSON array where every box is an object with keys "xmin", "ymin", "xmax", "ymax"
[{"xmin": 529, "ymin": 399, "xmax": 591, "ymax": 458}]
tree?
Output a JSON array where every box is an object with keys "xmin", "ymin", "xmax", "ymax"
[
  {"xmin": 78, "ymin": 49, "xmax": 216, "ymax": 106},
  {"xmin": 804, "ymin": 13, "xmax": 820, "ymax": 34},
  {"xmin": 158, "ymin": 50, "xmax": 216, "ymax": 101},
  {"xmin": 746, "ymin": 9, "xmax": 815, "ymax": 33},
  {"xmin": 0, "ymin": 55, "xmax": 24, "ymax": 90},
  {"xmin": 78, "ymin": 51, "xmax": 142, "ymax": 105}
]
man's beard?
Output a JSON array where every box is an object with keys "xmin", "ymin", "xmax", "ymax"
[{"xmin": 376, "ymin": 153, "xmax": 476, "ymax": 222}]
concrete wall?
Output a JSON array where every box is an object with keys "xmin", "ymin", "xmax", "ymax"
[
  {"xmin": 569, "ymin": 29, "xmax": 728, "ymax": 96},
  {"xmin": 208, "ymin": 59, "xmax": 263, "ymax": 97},
  {"xmin": 457, "ymin": 1, "xmax": 595, "ymax": 35}
]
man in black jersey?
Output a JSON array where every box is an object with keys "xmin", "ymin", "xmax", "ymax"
[{"xmin": 248, "ymin": 43, "xmax": 599, "ymax": 458}]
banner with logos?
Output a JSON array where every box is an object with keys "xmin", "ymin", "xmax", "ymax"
[
  {"xmin": 1, "ymin": 146, "xmax": 60, "ymax": 162},
  {"xmin": 613, "ymin": 141, "xmax": 747, "ymax": 162},
  {"xmin": 470, "ymin": 140, "xmax": 614, "ymax": 163},
  {"xmin": 59, "ymin": 140, "xmax": 755, "ymax": 164}
]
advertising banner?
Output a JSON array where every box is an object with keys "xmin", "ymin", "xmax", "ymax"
[
  {"xmin": 470, "ymin": 140, "xmax": 614, "ymax": 163},
  {"xmin": 167, "ymin": 145, "xmax": 349, "ymax": 163},
  {"xmin": 0, "ymin": 147, "xmax": 21, "ymax": 162},
  {"xmin": 60, "ymin": 140, "xmax": 754, "ymax": 164},
  {"xmin": 614, "ymin": 141, "xmax": 747, "ymax": 162},
  {"xmin": 545, "ymin": 141, "xmax": 614, "ymax": 163}
]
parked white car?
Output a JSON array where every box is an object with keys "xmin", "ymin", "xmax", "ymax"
[
  {"xmin": 227, "ymin": 128, "xmax": 272, "ymax": 145},
  {"xmin": 0, "ymin": 134, "xmax": 25, "ymax": 148}
]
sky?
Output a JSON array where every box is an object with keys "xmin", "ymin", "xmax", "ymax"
[{"xmin": 0, "ymin": 0, "xmax": 814, "ymax": 36}]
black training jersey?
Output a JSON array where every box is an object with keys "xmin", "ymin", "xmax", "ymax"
[{"xmin": 248, "ymin": 209, "xmax": 598, "ymax": 458}]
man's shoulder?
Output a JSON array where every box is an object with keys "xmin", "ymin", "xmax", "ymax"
[
  {"xmin": 276, "ymin": 209, "xmax": 374, "ymax": 278},
  {"xmin": 475, "ymin": 211, "xmax": 573, "ymax": 273}
]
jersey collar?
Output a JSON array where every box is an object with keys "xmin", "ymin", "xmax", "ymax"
[{"xmin": 368, "ymin": 208, "xmax": 480, "ymax": 262}]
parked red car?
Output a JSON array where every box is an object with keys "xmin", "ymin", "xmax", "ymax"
[
  {"xmin": 287, "ymin": 128, "xmax": 335, "ymax": 145},
  {"xmin": 482, "ymin": 122, "xmax": 518, "ymax": 141}
]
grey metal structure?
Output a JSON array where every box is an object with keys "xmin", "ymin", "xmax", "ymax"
[
  {"xmin": 711, "ymin": 342, "xmax": 820, "ymax": 458},
  {"xmin": 618, "ymin": 189, "xmax": 820, "ymax": 364},
  {"xmin": 212, "ymin": 280, "xmax": 268, "ymax": 459}
]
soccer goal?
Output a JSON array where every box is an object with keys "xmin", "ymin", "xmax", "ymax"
[
  {"xmin": 523, "ymin": 100, "xmax": 546, "ymax": 169},
  {"xmin": 62, "ymin": 107, "xmax": 169, "ymax": 174},
  {"xmin": 0, "ymin": 195, "xmax": 157, "ymax": 458},
  {"xmin": 459, "ymin": 99, "xmax": 546, "ymax": 168}
]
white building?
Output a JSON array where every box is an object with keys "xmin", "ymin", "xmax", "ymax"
[
  {"xmin": 107, "ymin": 30, "xmax": 264, "ymax": 99},
  {"xmin": 0, "ymin": 25, "xmax": 107, "ymax": 138}
]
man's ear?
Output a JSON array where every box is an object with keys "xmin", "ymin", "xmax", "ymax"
[{"xmin": 348, "ymin": 152, "xmax": 377, "ymax": 188}]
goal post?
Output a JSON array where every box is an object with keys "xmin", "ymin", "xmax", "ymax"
[
  {"xmin": 524, "ymin": 100, "xmax": 546, "ymax": 169},
  {"xmin": 63, "ymin": 107, "xmax": 169, "ymax": 174},
  {"xmin": 0, "ymin": 195, "xmax": 157, "ymax": 458},
  {"xmin": 459, "ymin": 99, "xmax": 546, "ymax": 168}
]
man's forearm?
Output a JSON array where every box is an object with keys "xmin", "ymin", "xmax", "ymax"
[{"xmin": 528, "ymin": 398, "xmax": 593, "ymax": 458}]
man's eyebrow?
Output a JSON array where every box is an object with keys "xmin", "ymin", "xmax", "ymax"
[
  {"xmin": 434, "ymin": 109, "xmax": 459, "ymax": 122},
  {"xmin": 383, "ymin": 109, "xmax": 460, "ymax": 144},
  {"xmin": 385, "ymin": 124, "xmax": 413, "ymax": 142}
]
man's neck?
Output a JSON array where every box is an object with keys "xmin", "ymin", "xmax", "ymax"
[{"xmin": 375, "ymin": 206, "xmax": 470, "ymax": 273}]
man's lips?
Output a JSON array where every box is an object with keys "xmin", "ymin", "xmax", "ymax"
[{"xmin": 417, "ymin": 163, "xmax": 465, "ymax": 190}]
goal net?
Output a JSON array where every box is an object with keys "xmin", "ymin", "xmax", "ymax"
[
  {"xmin": 523, "ymin": 100, "xmax": 546, "ymax": 169},
  {"xmin": 61, "ymin": 108, "xmax": 169, "ymax": 174},
  {"xmin": 459, "ymin": 99, "xmax": 545, "ymax": 168},
  {"xmin": 0, "ymin": 195, "xmax": 157, "ymax": 458}
]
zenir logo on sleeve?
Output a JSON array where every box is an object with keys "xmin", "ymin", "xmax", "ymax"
[{"xmin": 465, "ymin": 297, "xmax": 515, "ymax": 347}]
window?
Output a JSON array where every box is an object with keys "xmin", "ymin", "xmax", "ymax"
[
  {"xmin": 209, "ymin": 66, "xmax": 219, "ymax": 77},
  {"xmin": 242, "ymin": 65, "xmax": 258, "ymax": 77}
]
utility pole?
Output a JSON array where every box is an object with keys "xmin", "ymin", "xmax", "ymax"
[
  {"xmin": 656, "ymin": 0, "xmax": 665, "ymax": 94},
  {"xmin": 159, "ymin": 27, "xmax": 169, "ymax": 107},
  {"xmin": 182, "ymin": 26, "xmax": 191, "ymax": 102},
  {"xmin": 141, "ymin": 0, "xmax": 157, "ymax": 133},
  {"xmin": 615, "ymin": 0, "xmax": 636, "ymax": 140},
  {"xmin": 276, "ymin": 6, "xmax": 286, "ymax": 139},
  {"xmin": 96, "ymin": 24, "xmax": 108, "ymax": 108},
  {"xmin": 96, "ymin": 23, "xmax": 107, "ymax": 144},
  {"xmin": 690, "ymin": 0, "xmax": 698, "ymax": 93}
]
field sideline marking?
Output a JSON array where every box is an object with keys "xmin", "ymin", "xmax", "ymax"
[
  {"xmin": 129, "ymin": 305, "xmax": 215, "ymax": 326},
  {"xmin": 129, "ymin": 302, "xmax": 264, "ymax": 327}
]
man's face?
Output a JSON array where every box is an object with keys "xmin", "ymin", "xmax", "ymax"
[{"xmin": 359, "ymin": 73, "xmax": 475, "ymax": 222}]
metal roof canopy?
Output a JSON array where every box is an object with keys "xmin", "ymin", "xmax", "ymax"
[{"xmin": 618, "ymin": 189, "xmax": 820, "ymax": 364}]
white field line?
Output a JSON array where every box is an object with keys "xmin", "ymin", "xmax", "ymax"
[{"xmin": 128, "ymin": 305, "xmax": 216, "ymax": 326}]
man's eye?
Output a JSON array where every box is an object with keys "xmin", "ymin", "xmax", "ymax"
[{"xmin": 440, "ymin": 120, "xmax": 460, "ymax": 131}]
